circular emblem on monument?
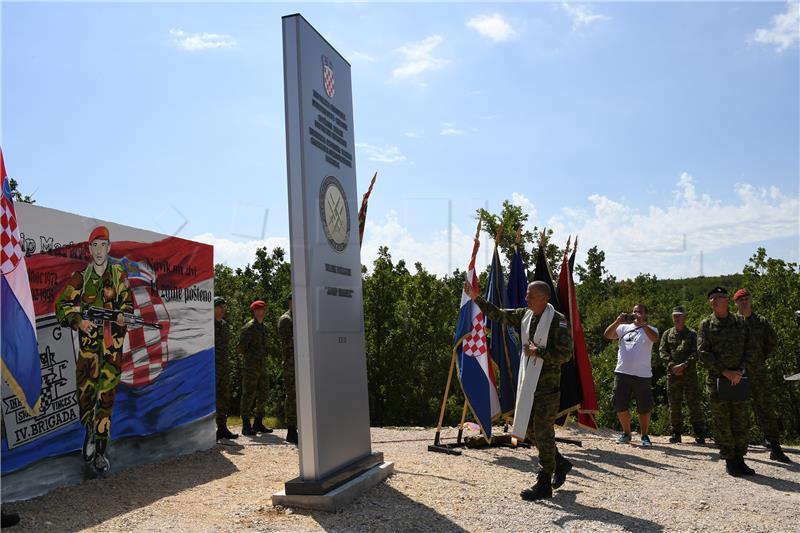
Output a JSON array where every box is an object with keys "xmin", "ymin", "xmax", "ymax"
[{"xmin": 319, "ymin": 175, "xmax": 350, "ymax": 253}]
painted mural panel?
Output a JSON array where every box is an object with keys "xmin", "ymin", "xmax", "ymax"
[{"xmin": 1, "ymin": 204, "xmax": 215, "ymax": 501}]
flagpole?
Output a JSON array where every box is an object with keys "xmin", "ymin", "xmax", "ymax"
[
  {"xmin": 456, "ymin": 399, "xmax": 469, "ymax": 444},
  {"xmin": 432, "ymin": 351, "xmax": 457, "ymax": 447}
]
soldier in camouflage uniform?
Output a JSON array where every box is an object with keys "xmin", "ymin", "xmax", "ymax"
[
  {"xmin": 465, "ymin": 280, "xmax": 573, "ymax": 501},
  {"xmin": 659, "ymin": 305, "xmax": 706, "ymax": 444},
  {"xmin": 214, "ymin": 297, "xmax": 238, "ymax": 440},
  {"xmin": 277, "ymin": 293, "xmax": 298, "ymax": 445},
  {"xmin": 734, "ymin": 288, "xmax": 791, "ymax": 463},
  {"xmin": 55, "ymin": 226, "xmax": 132, "ymax": 474},
  {"xmin": 239, "ymin": 300, "xmax": 272, "ymax": 436},
  {"xmin": 697, "ymin": 286, "xmax": 755, "ymax": 477}
]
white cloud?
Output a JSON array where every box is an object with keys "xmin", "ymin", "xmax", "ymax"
[
  {"xmin": 392, "ymin": 36, "xmax": 448, "ymax": 81},
  {"xmin": 361, "ymin": 211, "xmax": 490, "ymax": 276},
  {"xmin": 355, "ymin": 143, "xmax": 407, "ymax": 163},
  {"xmin": 170, "ymin": 28, "xmax": 236, "ymax": 51},
  {"xmin": 440, "ymin": 122, "xmax": 467, "ymax": 136},
  {"xmin": 349, "ymin": 51, "xmax": 376, "ymax": 63},
  {"xmin": 466, "ymin": 13, "xmax": 516, "ymax": 42},
  {"xmin": 751, "ymin": 3, "xmax": 800, "ymax": 53},
  {"xmin": 404, "ymin": 131, "xmax": 420, "ymax": 139},
  {"xmin": 559, "ymin": 3, "xmax": 610, "ymax": 32},
  {"xmin": 192, "ymin": 233, "xmax": 289, "ymax": 268},
  {"xmin": 511, "ymin": 192, "xmax": 539, "ymax": 225},
  {"xmin": 546, "ymin": 172, "xmax": 799, "ymax": 278}
]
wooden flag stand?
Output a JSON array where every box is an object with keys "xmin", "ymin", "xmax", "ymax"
[{"xmin": 428, "ymin": 351, "xmax": 469, "ymax": 455}]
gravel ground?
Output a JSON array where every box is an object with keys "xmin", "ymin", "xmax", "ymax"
[{"xmin": 6, "ymin": 425, "xmax": 800, "ymax": 532}]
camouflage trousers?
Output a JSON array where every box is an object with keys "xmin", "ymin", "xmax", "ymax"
[
  {"xmin": 215, "ymin": 352, "xmax": 231, "ymax": 428},
  {"xmin": 525, "ymin": 390, "xmax": 561, "ymax": 475},
  {"xmin": 750, "ymin": 370, "xmax": 781, "ymax": 441},
  {"xmin": 283, "ymin": 350, "xmax": 296, "ymax": 426},
  {"xmin": 708, "ymin": 386, "xmax": 749, "ymax": 459},
  {"xmin": 76, "ymin": 328, "xmax": 124, "ymax": 442},
  {"xmin": 240, "ymin": 358, "xmax": 268, "ymax": 419},
  {"xmin": 667, "ymin": 371, "xmax": 705, "ymax": 435}
]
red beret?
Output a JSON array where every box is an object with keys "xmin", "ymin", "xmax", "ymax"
[
  {"xmin": 250, "ymin": 300, "xmax": 266, "ymax": 310},
  {"xmin": 88, "ymin": 226, "xmax": 110, "ymax": 243},
  {"xmin": 733, "ymin": 288, "xmax": 750, "ymax": 301}
]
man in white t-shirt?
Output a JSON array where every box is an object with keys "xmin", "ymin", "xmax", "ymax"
[{"xmin": 604, "ymin": 304, "xmax": 659, "ymax": 447}]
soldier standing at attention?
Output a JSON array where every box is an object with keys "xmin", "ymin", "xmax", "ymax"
[
  {"xmin": 214, "ymin": 297, "xmax": 238, "ymax": 440},
  {"xmin": 698, "ymin": 286, "xmax": 755, "ymax": 477},
  {"xmin": 464, "ymin": 280, "xmax": 573, "ymax": 501},
  {"xmin": 278, "ymin": 292, "xmax": 298, "ymax": 445},
  {"xmin": 55, "ymin": 226, "xmax": 132, "ymax": 474},
  {"xmin": 734, "ymin": 288, "xmax": 792, "ymax": 463},
  {"xmin": 659, "ymin": 306, "xmax": 706, "ymax": 444},
  {"xmin": 240, "ymin": 300, "xmax": 272, "ymax": 436}
]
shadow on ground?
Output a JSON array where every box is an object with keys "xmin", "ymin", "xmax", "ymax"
[
  {"xmin": 8, "ymin": 446, "xmax": 238, "ymax": 532},
  {"xmin": 302, "ymin": 483, "xmax": 468, "ymax": 533},
  {"xmin": 548, "ymin": 489, "xmax": 665, "ymax": 532}
]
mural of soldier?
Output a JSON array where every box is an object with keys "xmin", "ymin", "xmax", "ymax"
[{"xmin": 55, "ymin": 226, "xmax": 132, "ymax": 474}]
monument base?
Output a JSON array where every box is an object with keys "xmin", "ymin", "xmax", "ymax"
[{"xmin": 272, "ymin": 461, "xmax": 394, "ymax": 512}]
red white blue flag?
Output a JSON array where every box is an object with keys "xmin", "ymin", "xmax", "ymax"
[
  {"xmin": 454, "ymin": 220, "xmax": 500, "ymax": 437},
  {"xmin": 0, "ymin": 147, "xmax": 42, "ymax": 416}
]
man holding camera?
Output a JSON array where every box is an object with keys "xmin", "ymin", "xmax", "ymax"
[
  {"xmin": 659, "ymin": 306, "xmax": 706, "ymax": 444},
  {"xmin": 604, "ymin": 304, "xmax": 659, "ymax": 447}
]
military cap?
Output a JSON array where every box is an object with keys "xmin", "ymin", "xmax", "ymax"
[
  {"xmin": 672, "ymin": 305, "xmax": 687, "ymax": 315},
  {"xmin": 250, "ymin": 300, "xmax": 266, "ymax": 310},
  {"xmin": 707, "ymin": 286, "xmax": 728, "ymax": 298},
  {"xmin": 733, "ymin": 288, "xmax": 750, "ymax": 301},
  {"xmin": 88, "ymin": 226, "xmax": 110, "ymax": 242},
  {"xmin": 214, "ymin": 296, "xmax": 226, "ymax": 307}
]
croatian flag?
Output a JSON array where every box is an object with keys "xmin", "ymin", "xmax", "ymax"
[
  {"xmin": 0, "ymin": 148, "xmax": 42, "ymax": 416},
  {"xmin": 454, "ymin": 223, "xmax": 500, "ymax": 438}
]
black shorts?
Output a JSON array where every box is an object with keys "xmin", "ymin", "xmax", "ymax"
[{"xmin": 613, "ymin": 372, "xmax": 654, "ymax": 413}]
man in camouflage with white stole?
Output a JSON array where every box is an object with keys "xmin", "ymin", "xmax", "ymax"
[
  {"xmin": 239, "ymin": 300, "xmax": 272, "ymax": 436},
  {"xmin": 55, "ymin": 225, "xmax": 132, "ymax": 474},
  {"xmin": 277, "ymin": 292, "xmax": 298, "ymax": 445},
  {"xmin": 697, "ymin": 286, "xmax": 755, "ymax": 477},
  {"xmin": 660, "ymin": 305, "xmax": 706, "ymax": 444},
  {"xmin": 734, "ymin": 288, "xmax": 792, "ymax": 463},
  {"xmin": 465, "ymin": 280, "xmax": 573, "ymax": 501},
  {"xmin": 214, "ymin": 296, "xmax": 238, "ymax": 440}
]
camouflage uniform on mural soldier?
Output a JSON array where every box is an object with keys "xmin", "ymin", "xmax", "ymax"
[
  {"xmin": 466, "ymin": 280, "xmax": 573, "ymax": 501},
  {"xmin": 659, "ymin": 306, "xmax": 706, "ymax": 444},
  {"xmin": 734, "ymin": 288, "xmax": 792, "ymax": 463},
  {"xmin": 240, "ymin": 299, "xmax": 272, "ymax": 436},
  {"xmin": 55, "ymin": 226, "xmax": 132, "ymax": 474},
  {"xmin": 214, "ymin": 296, "xmax": 238, "ymax": 440},
  {"xmin": 277, "ymin": 292, "xmax": 297, "ymax": 445},
  {"xmin": 697, "ymin": 286, "xmax": 755, "ymax": 477}
]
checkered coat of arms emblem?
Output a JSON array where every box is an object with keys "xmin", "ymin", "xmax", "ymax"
[{"xmin": 322, "ymin": 55, "xmax": 335, "ymax": 98}]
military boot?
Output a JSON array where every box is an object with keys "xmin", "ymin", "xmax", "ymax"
[
  {"xmin": 693, "ymin": 425, "xmax": 706, "ymax": 444},
  {"xmin": 768, "ymin": 439, "xmax": 792, "ymax": 463},
  {"xmin": 737, "ymin": 457, "xmax": 756, "ymax": 476},
  {"xmin": 552, "ymin": 452, "xmax": 573, "ymax": 489},
  {"xmin": 286, "ymin": 425, "xmax": 298, "ymax": 445},
  {"xmin": 252, "ymin": 418, "xmax": 273, "ymax": 433},
  {"xmin": 242, "ymin": 417, "xmax": 256, "ymax": 436},
  {"xmin": 669, "ymin": 433, "xmax": 682, "ymax": 444},
  {"xmin": 725, "ymin": 458, "xmax": 744, "ymax": 477},
  {"xmin": 94, "ymin": 440, "xmax": 110, "ymax": 474},
  {"xmin": 216, "ymin": 425, "xmax": 239, "ymax": 440},
  {"xmin": 81, "ymin": 423, "xmax": 96, "ymax": 462},
  {"xmin": 520, "ymin": 471, "xmax": 553, "ymax": 501}
]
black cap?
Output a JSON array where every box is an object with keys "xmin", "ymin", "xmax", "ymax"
[{"xmin": 707, "ymin": 286, "xmax": 728, "ymax": 298}]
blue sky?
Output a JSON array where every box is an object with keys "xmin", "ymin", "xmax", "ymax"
[{"xmin": 3, "ymin": 2, "xmax": 798, "ymax": 279}]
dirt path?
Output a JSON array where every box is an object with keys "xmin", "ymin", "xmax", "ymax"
[{"xmin": 6, "ymin": 425, "xmax": 800, "ymax": 532}]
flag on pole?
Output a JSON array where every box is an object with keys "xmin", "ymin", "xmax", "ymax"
[
  {"xmin": 358, "ymin": 172, "xmax": 377, "ymax": 246},
  {"xmin": 1, "ymin": 148, "xmax": 42, "ymax": 416},
  {"xmin": 532, "ymin": 233, "xmax": 561, "ymax": 312},
  {"xmin": 555, "ymin": 240, "xmax": 582, "ymax": 423},
  {"xmin": 484, "ymin": 237, "xmax": 520, "ymax": 416},
  {"xmin": 454, "ymin": 219, "xmax": 500, "ymax": 438},
  {"xmin": 565, "ymin": 237, "xmax": 599, "ymax": 429},
  {"xmin": 506, "ymin": 229, "xmax": 528, "ymax": 309}
]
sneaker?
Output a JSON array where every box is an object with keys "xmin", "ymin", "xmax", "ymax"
[
  {"xmin": 641, "ymin": 435, "xmax": 652, "ymax": 448},
  {"xmin": 617, "ymin": 433, "xmax": 632, "ymax": 444}
]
